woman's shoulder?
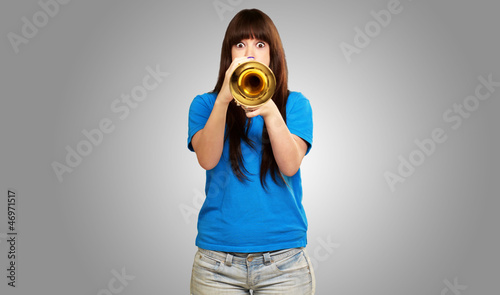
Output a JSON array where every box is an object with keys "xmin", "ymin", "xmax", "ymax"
[
  {"xmin": 288, "ymin": 91, "xmax": 311, "ymax": 102},
  {"xmin": 190, "ymin": 92, "xmax": 218, "ymax": 109},
  {"xmin": 194, "ymin": 91, "xmax": 218, "ymax": 102},
  {"xmin": 287, "ymin": 91, "xmax": 311, "ymax": 108}
]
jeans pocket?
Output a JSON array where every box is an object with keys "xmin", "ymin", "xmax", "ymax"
[
  {"xmin": 272, "ymin": 249, "xmax": 310, "ymax": 273},
  {"xmin": 194, "ymin": 250, "xmax": 222, "ymax": 272}
]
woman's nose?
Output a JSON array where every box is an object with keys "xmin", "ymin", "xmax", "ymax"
[{"xmin": 245, "ymin": 47, "xmax": 255, "ymax": 57}]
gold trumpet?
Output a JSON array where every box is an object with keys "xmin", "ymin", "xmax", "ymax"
[{"xmin": 230, "ymin": 59, "xmax": 276, "ymax": 107}]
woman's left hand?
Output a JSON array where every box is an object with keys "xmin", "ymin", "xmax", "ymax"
[{"xmin": 236, "ymin": 99, "xmax": 279, "ymax": 119}]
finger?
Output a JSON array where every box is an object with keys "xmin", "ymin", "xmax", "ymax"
[
  {"xmin": 244, "ymin": 107, "xmax": 258, "ymax": 113},
  {"xmin": 234, "ymin": 56, "xmax": 254, "ymax": 66},
  {"xmin": 228, "ymin": 57, "xmax": 246, "ymax": 74},
  {"xmin": 245, "ymin": 109, "xmax": 260, "ymax": 118}
]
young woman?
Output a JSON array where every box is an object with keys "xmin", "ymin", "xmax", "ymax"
[{"xmin": 187, "ymin": 9, "xmax": 315, "ymax": 294}]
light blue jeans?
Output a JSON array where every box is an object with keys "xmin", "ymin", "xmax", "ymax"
[{"xmin": 190, "ymin": 247, "xmax": 316, "ymax": 294}]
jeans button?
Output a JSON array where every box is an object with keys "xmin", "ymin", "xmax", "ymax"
[{"xmin": 247, "ymin": 257, "xmax": 253, "ymax": 262}]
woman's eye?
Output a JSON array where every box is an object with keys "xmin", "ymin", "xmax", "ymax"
[
  {"xmin": 235, "ymin": 42, "xmax": 244, "ymax": 48},
  {"xmin": 257, "ymin": 42, "xmax": 265, "ymax": 48}
]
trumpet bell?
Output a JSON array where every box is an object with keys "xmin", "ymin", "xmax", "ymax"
[{"xmin": 230, "ymin": 60, "xmax": 276, "ymax": 107}]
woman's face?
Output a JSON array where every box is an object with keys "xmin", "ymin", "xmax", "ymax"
[{"xmin": 231, "ymin": 38, "xmax": 270, "ymax": 67}]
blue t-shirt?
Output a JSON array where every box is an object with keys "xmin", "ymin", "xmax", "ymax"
[{"xmin": 187, "ymin": 91, "xmax": 313, "ymax": 253}]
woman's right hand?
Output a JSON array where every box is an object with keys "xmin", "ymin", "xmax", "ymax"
[{"xmin": 217, "ymin": 56, "xmax": 255, "ymax": 105}]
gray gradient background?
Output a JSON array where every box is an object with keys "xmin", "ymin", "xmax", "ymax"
[{"xmin": 1, "ymin": 0, "xmax": 499, "ymax": 294}]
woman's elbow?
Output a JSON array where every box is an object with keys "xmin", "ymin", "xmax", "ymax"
[
  {"xmin": 280, "ymin": 164, "xmax": 300, "ymax": 177},
  {"xmin": 196, "ymin": 155, "xmax": 218, "ymax": 171}
]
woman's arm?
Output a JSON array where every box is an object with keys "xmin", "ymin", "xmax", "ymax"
[
  {"xmin": 191, "ymin": 57, "xmax": 251, "ymax": 170},
  {"xmin": 191, "ymin": 99, "xmax": 229, "ymax": 170},
  {"xmin": 245, "ymin": 100, "xmax": 308, "ymax": 177}
]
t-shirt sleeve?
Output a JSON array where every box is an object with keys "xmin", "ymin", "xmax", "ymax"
[
  {"xmin": 187, "ymin": 94, "xmax": 215, "ymax": 152},
  {"xmin": 286, "ymin": 92, "xmax": 313, "ymax": 155}
]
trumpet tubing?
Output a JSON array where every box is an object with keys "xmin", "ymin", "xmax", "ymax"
[{"xmin": 230, "ymin": 60, "xmax": 276, "ymax": 107}]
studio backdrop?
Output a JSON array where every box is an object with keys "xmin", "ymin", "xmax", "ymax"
[{"xmin": 1, "ymin": 0, "xmax": 499, "ymax": 294}]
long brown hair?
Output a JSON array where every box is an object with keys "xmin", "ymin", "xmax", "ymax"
[{"xmin": 212, "ymin": 9, "xmax": 289, "ymax": 188}]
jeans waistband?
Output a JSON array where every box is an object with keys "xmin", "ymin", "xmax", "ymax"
[{"xmin": 198, "ymin": 247, "xmax": 303, "ymax": 266}]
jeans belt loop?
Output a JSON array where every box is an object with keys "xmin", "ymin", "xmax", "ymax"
[
  {"xmin": 263, "ymin": 252, "xmax": 272, "ymax": 265},
  {"xmin": 225, "ymin": 253, "xmax": 233, "ymax": 267}
]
